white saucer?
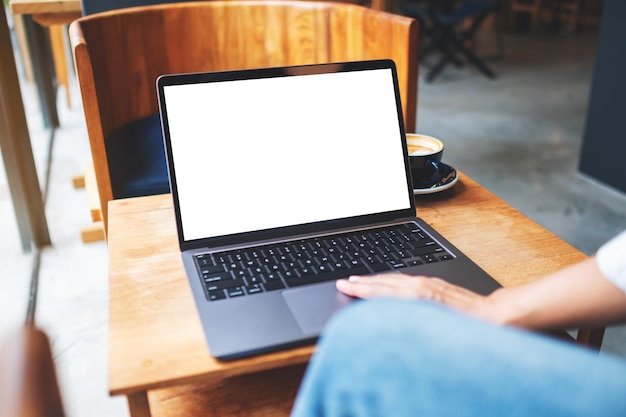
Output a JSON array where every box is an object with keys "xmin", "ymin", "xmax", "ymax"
[{"xmin": 413, "ymin": 166, "xmax": 459, "ymax": 195}]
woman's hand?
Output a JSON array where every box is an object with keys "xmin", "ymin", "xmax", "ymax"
[
  {"xmin": 336, "ymin": 274, "xmax": 503, "ymax": 324},
  {"xmin": 338, "ymin": 255, "xmax": 626, "ymax": 330}
]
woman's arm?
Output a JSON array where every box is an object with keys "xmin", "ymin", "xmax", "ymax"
[{"xmin": 336, "ymin": 255, "xmax": 626, "ymax": 330}]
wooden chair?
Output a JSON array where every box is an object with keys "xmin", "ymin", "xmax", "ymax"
[
  {"xmin": 69, "ymin": 0, "xmax": 419, "ymax": 237},
  {"xmin": 76, "ymin": 0, "xmax": 202, "ymax": 243}
]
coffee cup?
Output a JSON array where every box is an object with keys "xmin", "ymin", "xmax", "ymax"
[{"xmin": 406, "ymin": 133, "xmax": 446, "ymax": 188}]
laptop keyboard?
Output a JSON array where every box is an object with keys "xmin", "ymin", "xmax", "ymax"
[{"xmin": 194, "ymin": 222, "xmax": 454, "ymax": 301}]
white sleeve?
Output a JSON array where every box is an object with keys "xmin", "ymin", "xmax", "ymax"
[{"xmin": 596, "ymin": 230, "xmax": 626, "ymax": 293}]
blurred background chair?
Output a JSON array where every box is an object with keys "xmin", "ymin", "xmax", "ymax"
[
  {"xmin": 0, "ymin": 326, "xmax": 66, "ymax": 417},
  {"xmin": 508, "ymin": 0, "xmax": 582, "ymax": 34},
  {"xmin": 70, "ymin": 0, "xmax": 419, "ymax": 236},
  {"xmin": 400, "ymin": 0, "xmax": 499, "ymax": 82}
]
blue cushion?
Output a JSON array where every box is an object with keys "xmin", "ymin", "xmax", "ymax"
[{"xmin": 104, "ymin": 114, "xmax": 171, "ymax": 199}]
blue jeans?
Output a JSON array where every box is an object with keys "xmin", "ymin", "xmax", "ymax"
[{"xmin": 291, "ymin": 299, "xmax": 626, "ymax": 417}]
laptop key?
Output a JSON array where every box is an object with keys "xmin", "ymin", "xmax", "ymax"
[
  {"xmin": 208, "ymin": 289, "xmax": 226, "ymax": 301},
  {"xmin": 300, "ymin": 266, "xmax": 315, "ymax": 276},
  {"xmin": 202, "ymin": 271, "xmax": 232, "ymax": 283},
  {"xmin": 196, "ymin": 255, "xmax": 215, "ymax": 267},
  {"xmin": 283, "ymin": 270, "xmax": 299, "ymax": 279},
  {"xmin": 423, "ymin": 254, "xmax": 439, "ymax": 263},
  {"xmin": 205, "ymin": 277, "xmax": 245, "ymax": 291},
  {"xmin": 263, "ymin": 280, "xmax": 286, "ymax": 292},
  {"xmin": 245, "ymin": 284, "xmax": 264, "ymax": 295},
  {"xmin": 409, "ymin": 245, "xmax": 443, "ymax": 257},
  {"xmin": 227, "ymin": 286, "xmax": 246, "ymax": 297},
  {"xmin": 285, "ymin": 265, "xmax": 370, "ymax": 288},
  {"xmin": 246, "ymin": 275, "xmax": 263, "ymax": 285},
  {"xmin": 370, "ymin": 263, "xmax": 393, "ymax": 273}
]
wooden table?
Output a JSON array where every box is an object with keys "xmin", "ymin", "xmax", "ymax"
[
  {"xmin": 9, "ymin": 0, "xmax": 82, "ymax": 26},
  {"xmin": 107, "ymin": 173, "xmax": 601, "ymax": 417}
]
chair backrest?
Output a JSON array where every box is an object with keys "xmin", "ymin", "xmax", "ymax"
[{"xmin": 70, "ymin": 0, "xmax": 419, "ymax": 234}]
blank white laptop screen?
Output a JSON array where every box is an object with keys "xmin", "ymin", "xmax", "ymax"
[{"xmin": 162, "ymin": 68, "xmax": 412, "ymax": 242}]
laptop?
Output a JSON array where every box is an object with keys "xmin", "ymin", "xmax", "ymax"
[{"xmin": 156, "ymin": 59, "xmax": 500, "ymax": 360}]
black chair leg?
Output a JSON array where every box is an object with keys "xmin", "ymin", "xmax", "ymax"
[
  {"xmin": 425, "ymin": 27, "xmax": 466, "ymax": 82},
  {"xmin": 453, "ymin": 36, "xmax": 496, "ymax": 78},
  {"xmin": 421, "ymin": 3, "xmax": 499, "ymax": 82},
  {"xmin": 426, "ymin": 56, "xmax": 448, "ymax": 82}
]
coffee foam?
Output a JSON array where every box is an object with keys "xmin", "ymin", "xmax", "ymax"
[
  {"xmin": 409, "ymin": 145, "xmax": 438, "ymax": 156},
  {"xmin": 406, "ymin": 134, "xmax": 443, "ymax": 156}
]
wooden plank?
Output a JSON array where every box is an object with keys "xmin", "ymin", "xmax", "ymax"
[
  {"xmin": 127, "ymin": 391, "xmax": 151, "ymax": 417},
  {"xmin": 148, "ymin": 364, "xmax": 306, "ymax": 417},
  {"xmin": 71, "ymin": 174, "xmax": 84, "ymax": 188},
  {"xmin": 32, "ymin": 11, "xmax": 82, "ymax": 27},
  {"xmin": 84, "ymin": 160, "xmax": 102, "ymax": 222},
  {"xmin": 49, "ymin": 24, "xmax": 70, "ymax": 107},
  {"xmin": 80, "ymin": 222, "xmax": 104, "ymax": 243},
  {"xmin": 9, "ymin": 0, "xmax": 81, "ymax": 16}
]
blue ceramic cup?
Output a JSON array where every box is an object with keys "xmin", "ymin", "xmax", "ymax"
[{"xmin": 406, "ymin": 134, "xmax": 446, "ymax": 188}]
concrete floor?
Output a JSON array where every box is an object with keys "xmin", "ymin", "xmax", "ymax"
[{"xmin": 2, "ymin": 28, "xmax": 626, "ymax": 417}]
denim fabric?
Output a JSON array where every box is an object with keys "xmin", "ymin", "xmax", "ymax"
[{"xmin": 291, "ymin": 299, "xmax": 626, "ymax": 417}]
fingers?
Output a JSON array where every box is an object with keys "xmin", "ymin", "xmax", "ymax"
[
  {"xmin": 336, "ymin": 273, "xmax": 445, "ymax": 300},
  {"xmin": 336, "ymin": 273, "xmax": 486, "ymax": 312},
  {"xmin": 336, "ymin": 273, "xmax": 497, "ymax": 324},
  {"xmin": 336, "ymin": 274, "xmax": 412, "ymax": 298}
]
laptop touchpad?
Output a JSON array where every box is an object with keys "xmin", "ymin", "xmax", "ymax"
[{"xmin": 282, "ymin": 282, "xmax": 353, "ymax": 336}]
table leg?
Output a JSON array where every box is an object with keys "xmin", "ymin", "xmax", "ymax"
[
  {"xmin": 49, "ymin": 25, "xmax": 70, "ymax": 108},
  {"xmin": 0, "ymin": 4, "xmax": 51, "ymax": 250},
  {"xmin": 22, "ymin": 15, "xmax": 59, "ymax": 129},
  {"xmin": 127, "ymin": 391, "xmax": 152, "ymax": 417}
]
